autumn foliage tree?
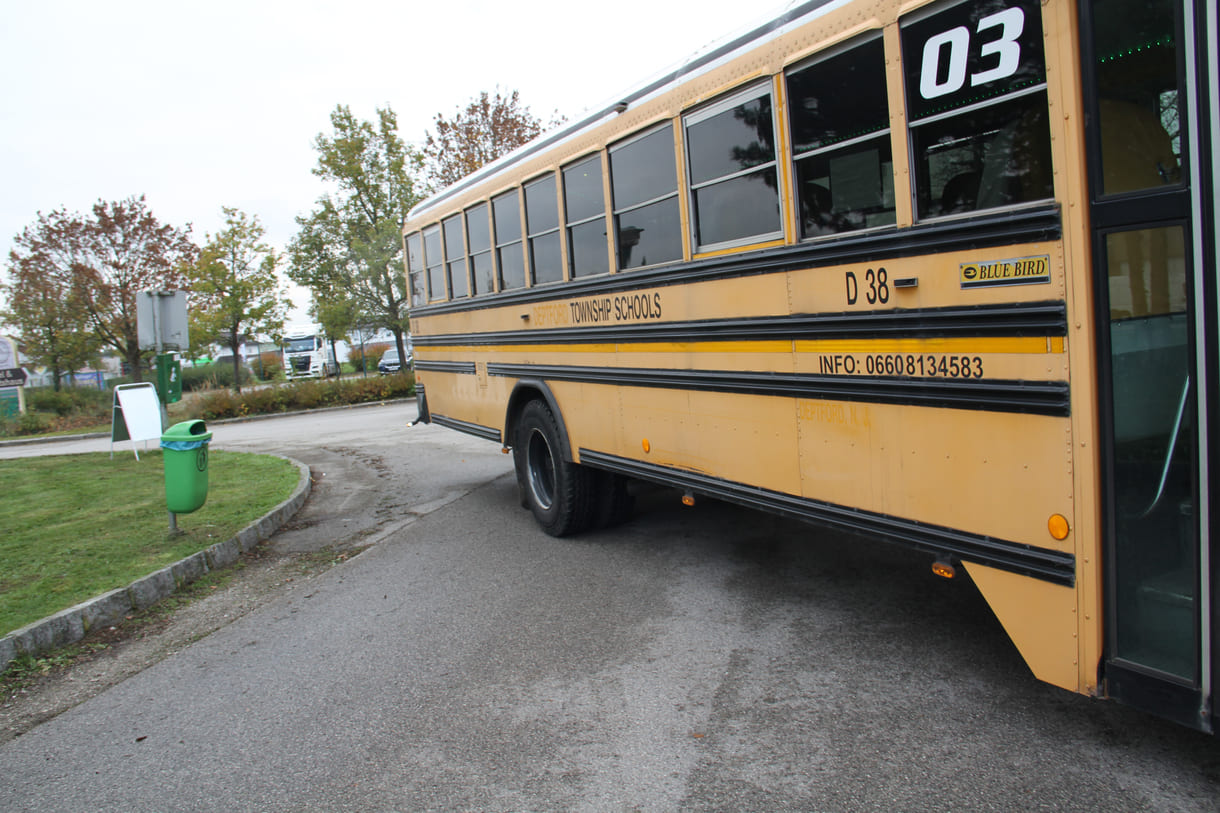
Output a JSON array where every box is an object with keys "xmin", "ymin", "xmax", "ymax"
[
  {"xmin": 2, "ymin": 197, "xmax": 196, "ymax": 385},
  {"xmin": 75, "ymin": 197, "xmax": 198, "ymax": 381},
  {"xmin": 422, "ymin": 88, "xmax": 564, "ymax": 189},
  {"xmin": 187, "ymin": 207, "xmax": 287, "ymax": 392},
  {"xmin": 1, "ymin": 210, "xmax": 100, "ymax": 389}
]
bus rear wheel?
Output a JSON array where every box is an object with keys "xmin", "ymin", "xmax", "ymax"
[{"xmin": 514, "ymin": 400, "xmax": 594, "ymax": 537}]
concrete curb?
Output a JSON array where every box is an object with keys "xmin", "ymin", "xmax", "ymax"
[{"xmin": 0, "ymin": 455, "xmax": 312, "ymax": 673}]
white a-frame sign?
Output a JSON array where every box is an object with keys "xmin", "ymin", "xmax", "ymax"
[{"xmin": 111, "ymin": 382, "xmax": 163, "ymax": 459}]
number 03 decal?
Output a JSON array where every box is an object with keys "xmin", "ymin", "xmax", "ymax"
[{"xmin": 920, "ymin": 7, "xmax": 1025, "ymax": 100}]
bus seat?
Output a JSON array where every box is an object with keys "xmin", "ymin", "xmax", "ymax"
[
  {"xmin": 801, "ymin": 182, "xmax": 834, "ymax": 235},
  {"xmin": 940, "ymin": 172, "xmax": 980, "ymax": 214}
]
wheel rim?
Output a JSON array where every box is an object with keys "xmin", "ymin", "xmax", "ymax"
[{"xmin": 526, "ymin": 427, "xmax": 556, "ymax": 511}]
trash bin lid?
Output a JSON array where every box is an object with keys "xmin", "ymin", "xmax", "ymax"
[{"xmin": 161, "ymin": 419, "xmax": 213, "ymax": 443}]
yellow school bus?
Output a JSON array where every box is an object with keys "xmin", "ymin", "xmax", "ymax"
[{"xmin": 403, "ymin": 0, "xmax": 1217, "ymax": 733}]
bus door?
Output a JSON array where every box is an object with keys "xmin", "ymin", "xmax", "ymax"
[{"xmin": 1081, "ymin": 0, "xmax": 1216, "ymax": 731}]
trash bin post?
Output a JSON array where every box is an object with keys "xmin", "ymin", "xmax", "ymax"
[{"xmin": 160, "ymin": 419, "xmax": 213, "ymax": 532}]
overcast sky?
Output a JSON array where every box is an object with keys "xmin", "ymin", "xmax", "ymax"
[{"xmin": 1, "ymin": 0, "xmax": 787, "ymax": 316}]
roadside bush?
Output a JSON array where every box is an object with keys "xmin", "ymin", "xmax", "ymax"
[
  {"xmin": 0, "ymin": 386, "xmax": 112, "ymax": 437},
  {"xmin": 255, "ymin": 351, "xmax": 283, "ymax": 381},
  {"xmin": 180, "ymin": 365, "xmax": 211, "ymax": 392},
  {"xmin": 366, "ymin": 344, "xmax": 394, "ymax": 368},
  {"xmin": 26, "ymin": 389, "xmax": 79, "ymax": 417},
  {"xmin": 0, "ymin": 411, "xmax": 52, "ymax": 437},
  {"xmin": 3, "ymin": 368, "xmax": 415, "ymax": 436},
  {"xmin": 193, "ymin": 387, "xmax": 241, "ymax": 420},
  {"xmin": 348, "ymin": 348, "xmax": 375, "ymax": 373},
  {"xmin": 26, "ymin": 386, "xmax": 110, "ymax": 418},
  {"xmin": 239, "ymin": 385, "xmax": 291, "ymax": 415},
  {"xmin": 288, "ymin": 380, "xmax": 331, "ymax": 410},
  {"xmin": 191, "ymin": 372, "xmax": 414, "ymax": 421},
  {"xmin": 346, "ymin": 372, "xmax": 413, "ymax": 402},
  {"xmin": 181, "ymin": 361, "xmax": 253, "ymax": 392}
]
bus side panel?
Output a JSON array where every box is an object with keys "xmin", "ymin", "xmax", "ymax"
[
  {"xmin": 542, "ymin": 379, "xmax": 626, "ymax": 461},
  {"xmin": 583, "ymin": 386, "xmax": 804, "ymax": 493},
  {"xmin": 965, "ymin": 562, "xmax": 1081, "ymax": 693},
  {"xmin": 419, "ymin": 370, "xmax": 506, "ymax": 436},
  {"xmin": 796, "ymin": 402, "xmax": 1075, "ymax": 549},
  {"xmin": 785, "ymin": 243, "xmax": 1068, "ymax": 317}
]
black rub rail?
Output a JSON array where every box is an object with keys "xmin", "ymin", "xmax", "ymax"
[
  {"xmin": 580, "ymin": 449, "xmax": 1077, "ymax": 586},
  {"xmin": 413, "ymin": 301, "xmax": 1067, "ymax": 348},
  {"xmin": 486, "ymin": 363, "xmax": 1070, "ymax": 417}
]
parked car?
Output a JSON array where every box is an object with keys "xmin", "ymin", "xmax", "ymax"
[{"xmin": 378, "ymin": 347, "xmax": 411, "ymax": 374}]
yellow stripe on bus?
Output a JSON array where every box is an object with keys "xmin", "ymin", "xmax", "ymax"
[{"xmin": 794, "ymin": 336, "xmax": 1064, "ymax": 354}]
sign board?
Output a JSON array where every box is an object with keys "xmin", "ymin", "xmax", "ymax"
[
  {"xmin": 137, "ymin": 290, "xmax": 189, "ymax": 351},
  {"xmin": 0, "ymin": 336, "xmax": 19, "ymax": 382},
  {"xmin": 0, "ymin": 368, "xmax": 26, "ymax": 386},
  {"xmin": 0, "ymin": 337, "xmax": 26, "ymax": 415},
  {"xmin": 0, "ymin": 389, "xmax": 19, "ymax": 419},
  {"xmin": 112, "ymin": 383, "xmax": 163, "ymax": 460}
]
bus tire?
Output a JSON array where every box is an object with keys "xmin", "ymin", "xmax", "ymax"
[{"xmin": 514, "ymin": 400, "xmax": 594, "ymax": 536}]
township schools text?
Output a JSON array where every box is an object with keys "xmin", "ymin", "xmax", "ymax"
[{"xmin": 568, "ymin": 292, "xmax": 664, "ymax": 324}]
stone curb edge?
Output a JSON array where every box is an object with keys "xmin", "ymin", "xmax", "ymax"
[{"xmin": 0, "ymin": 455, "xmax": 312, "ymax": 673}]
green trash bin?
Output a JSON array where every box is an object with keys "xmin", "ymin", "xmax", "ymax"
[{"xmin": 161, "ymin": 419, "xmax": 212, "ymax": 514}]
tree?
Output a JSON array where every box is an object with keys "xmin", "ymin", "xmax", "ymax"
[
  {"xmin": 287, "ymin": 203, "xmax": 359, "ymax": 363},
  {"xmin": 288, "ymin": 105, "xmax": 423, "ymax": 369},
  {"xmin": 1, "ymin": 210, "xmax": 101, "ymax": 389},
  {"xmin": 187, "ymin": 208, "xmax": 287, "ymax": 392},
  {"xmin": 2, "ymin": 198, "xmax": 196, "ymax": 385},
  {"xmin": 422, "ymin": 88, "xmax": 564, "ymax": 189},
  {"xmin": 73, "ymin": 197, "xmax": 198, "ymax": 382}
]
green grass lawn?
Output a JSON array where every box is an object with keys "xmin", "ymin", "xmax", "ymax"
[{"xmin": 0, "ymin": 450, "xmax": 300, "ymax": 636}]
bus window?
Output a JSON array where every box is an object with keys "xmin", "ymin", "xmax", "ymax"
[
  {"xmin": 423, "ymin": 225, "xmax": 445, "ymax": 301},
  {"xmin": 465, "ymin": 203, "xmax": 494, "ymax": 295},
  {"xmin": 787, "ymin": 37, "xmax": 895, "ymax": 237},
  {"xmin": 405, "ymin": 232, "xmax": 425, "ymax": 307},
  {"xmin": 525, "ymin": 173, "xmax": 563, "ymax": 285},
  {"xmin": 609, "ymin": 124, "xmax": 683, "ymax": 270},
  {"xmin": 1092, "ymin": 0, "xmax": 1182, "ymax": 195},
  {"xmin": 493, "ymin": 189, "xmax": 526, "ymax": 290},
  {"xmin": 902, "ymin": 0, "xmax": 1053, "ymax": 219},
  {"xmin": 684, "ymin": 82, "xmax": 782, "ymax": 250},
  {"xmin": 1105, "ymin": 225, "xmax": 1193, "ymax": 678},
  {"xmin": 443, "ymin": 214, "xmax": 468, "ymax": 299},
  {"xmin": 563, "ymin": 155, "xmax": 609, "ymax": 278}
]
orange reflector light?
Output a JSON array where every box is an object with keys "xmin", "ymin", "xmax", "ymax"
[
  {"xmin": 1048, "ymin": 513, "xmax": 1070, "ymax": 540},
  {"xmin": 642, "ymin": 439, "xmax": 651, "ymax": 453},
  {"xmin": 932, "ymin": 560, "xmax": 957, "ymax": 579},
  {"xmin": 682, "ymin": 491, "xmax": 696, "ymax": 507}
]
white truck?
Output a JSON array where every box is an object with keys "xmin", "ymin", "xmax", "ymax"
[{"xmin": 282, "ymin": 327, "xmax": 338, "ymax": 380}]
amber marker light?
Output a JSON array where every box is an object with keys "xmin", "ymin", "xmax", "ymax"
[
  {"xmin": 1048, "ymin": 513, "xmax": 1070, "ymax": 541},
  {"xmin": 642, "ymin": 439, "xmax": 651, "ymax": 453},
  {"xmin": 931, "ymin": 559, "xmax": 957, "ymax": 579},
  {"xmin": 682, "ymin": 490, "xmax": 696, "ymax": 507}
]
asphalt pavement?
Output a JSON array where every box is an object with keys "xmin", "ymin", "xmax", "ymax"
[{"xmin": 1, "ymin": 404, "xmax": 1218, "ymax": 811}]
